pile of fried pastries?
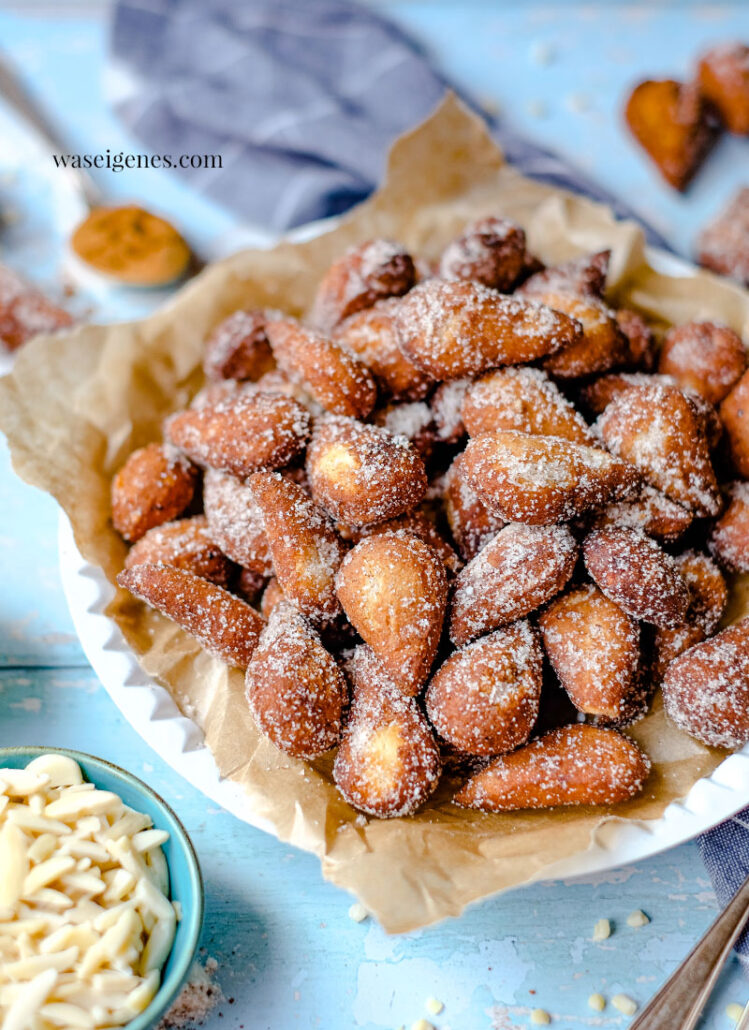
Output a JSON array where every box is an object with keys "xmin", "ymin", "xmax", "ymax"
[{"xmin": 113, "ymin": 219, "xmax": 749, "ymax": 820}]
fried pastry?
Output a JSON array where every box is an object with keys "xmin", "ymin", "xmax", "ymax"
[
  {"xmin": 165, "ymin": 391, "xmax": 310, "ymax": 477},
  {"xmin": 583, "ymin": 527, "xmax": 689, "ymax": 628},
  {"xmin": 517, "ymin": 250, "xmax": 610, "ymax": 301},
  {"xmin": 657, "ymin": 321, "xmax": 746, "ymax": 404},
  {"xmin": 653, "ymin": 550, "xmax": 728, "ymax": 679},
  {"xmin": 0, "ymin": 263, "xmax": 73, "ymax": 351},
  {"xmin": 306, "ymin": 415, "xmax": 427, "ymax": 526},
  {"xmin": 462, "ymin": 430, "xmax": 639, "ymax": 525},
  {"xmin": 536, "ymin": 293, "xmax": 629, "ymax": 379},
  {"xmin": 720, "ymin": 369, "xmax": 749, "ymax": 478},
  {"xmin": 539, "ymin": 584, "xmax": 640, "ymax": 719},
  {"xmin": 425, "ymin": 621, "xmax": 543, "ymax": 756},
  {"xmin": 698, "ymin": 188, "xmax": 749, "ymax": 286},
  {"xmin": 203, "ymin": 309, "xmax": 276, "ymax": 381},
  {"xmin": 335, "ymin": 530, "xmax": 447, "ymax": 694},
  {"xmin": 265, "ymin": 318, "xmax": 377, "ymax": 419},
  {"xmin": 615, "ymin": 308, "xmax": 656, "ymax": 370},
  {"xmin": 709, "ymin": 482, "xmax": 749, "ymax": 572},
  {"xmin": 310, "ymin": 238, "xmax": 415, "ymax": 331},
  {"xmin": 249, "ymin": 470, "xmax": 347, "ymax": 623},
  {"xmin": 438, "ymin": 216, "xmax": 527, "ymax": 290},
  {"xmin": 203, "ymin": 468, "xmax": 272, "ymax": 575},
  {"xmin": 586, "ymin": 483, "xmax": 693, "ymax": 543},
  {"xmin": 332, "ymin": 299, "xmax": 434, "ymax": 401},
  {"xmin": 333, "ymin": 645, "xmax": 441, "ymax": 818},
  {"xmin": 596, "ymin": 383, "xmax": 720, "ymax": 516},
  {"xmin": 698, "ymin": 43, "xmax": 749, "ymax": 134},
  {"xmin": 430, "ymin": 378, "xmax": 470, "ymax": 443},
  {"xmin": 443, "ymin": 452, "xmax": 505, "ymax": 561},
  {"xmin": 394, "ymin": 279, "xmax": 581, "ymax": 380},
  {"xmin": 118, "ymin": 563, "xmax": 264, "ymax": 669},
  {"xmin": 449, "ymin": 523, "xmax": 578, "ymax": 646},
  {"xmin": 245, "ymin": 602, "xmax": 346, "ymax": 758},
  {"xmin": 111, "ymin": 442, "xmax": 198, "ymax": 543},
  {"xmin": 662, "ymin": 618, "xmax": 749, "ymax": 748},
  {"xmin": 348, "ymin": 509, "xmax": 461, "ymax": 575},
  {"xmin": 454, "ymin": 724, "xmax": 650, "ymax": 810},
  {"xmin": 124, "ymin": 515, "xmax": 233, "ymax": 586},
  {"xmin": 462, "ymin": 366, "xmax": 595, "ymax": 445}
]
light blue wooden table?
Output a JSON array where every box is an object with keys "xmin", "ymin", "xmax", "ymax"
[{"xmin": 1, "ymin": 2, "xmax": 748, "ymax": 1027}]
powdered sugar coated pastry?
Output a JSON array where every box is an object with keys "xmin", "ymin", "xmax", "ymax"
[
  {"xmin": 438, "ymin": 216, "xmax": 527, "ymax": 291},
  {"xmin": 117, "ymin": 563, "xmax": 265, "ymax": 669},
  {"xmin": 265, "ymin": 318, "xmax": 377, "ymax": 419},
  {"xmin": 394, "ymin": 278, "xmax": 581, "ymax": 380},
  {"xmin": 202, "ymin": 308, "xmax": 276, "ymax": 382},
  {"xmin": 332, "ymin": 298, "xmax": 435, "ymax": 401},
  {"xmin": 310, "ymin": 238, "xmax": 416, "ymax": 331},
  {"xmin": 306, "ymin": 415, "xmax": 427, "ymax": 526},
  {"xmin": 698, "ymin": 188, "xmax": 749, "ymax": 286},
  {"xmin": 454, "ymin": 724, "xmax": 651, "ymax": 810},
  {"xmin": 709, "ymin": 481, "xmax": 749, "ymax": 572},
  {"xmin": 539, "ymin": 584, "xmax": 641, "ymax": 719},
  {"xmin": 335, "ymin": 530, "xmax": 447, "ymax": 695},
  {"xmin": 462, "ymin": 366, "xmax": 596, "ymax": 445},
  {"xmin": 462, "ymin": 430, "xmax": 639, "ymax": 525},
  {"xmin": 426, "ymin": 621, "xmax": 543, "ymax": 757},
  {"xmin": 249, "ymin": 470, "xmax": 347, "ymax": 623},
  {"xmin": 449, "ymin": 523, "xmax": 578, "ymax": 646},
  {"xmin": 111, "ymin": 443, "xmax": 198, "ymax": 543},
  {"xmin": 245, "ymin": 601, "xmax": 347, "ymax": 758},
  {"xmin": 203, "ymin": 468, "xmax": 273, "ymax": 575},
  {"xmin": 596, "ymin": 383, "xmax": 720, "ymax": 517},
  {"xmin": 124, "ymin": 514, "xmax": 233, "ymax": 587},
  {"xmin": 334, "ymin": 645, "xmax": 441, "ymax": 818},
  {"xmin": 583, "ymin": 527, "xmax": 690, "ymax": 629},
  {"xmin": 662, "ymin": 618, "xmax": 749, "ymax": 748},
  {"xmin": 165, "ymin": 391, "xmax": 311, "ymax": 478}
]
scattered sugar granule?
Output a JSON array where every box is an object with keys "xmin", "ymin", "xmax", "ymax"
[
  {"xmin": 530, "ymin": 40, "xmax": 556, "ymax": 66},
  {"xmin": 530, "ymin": 1009, "xmax": 551, "ymax": 1025},
  {"xmin": 348, "ymin": 902, "xmax": 368, "ymax": 923},
  {"xmin": 526, "ymin": 99, "xmax": 547, "ymax": 118},
  {"xmin": 158, "ymin": 958, "xmax": 222, "ymax": 1028},
  {"xmin": 627, "ymin": 909, "xmax": 650, "ymax": 928},
  {"xmin": 727, "ymin": 1003, "xmax": 747, "ymax": 1023},
  {"xmin": 566, "ymin": 92, "xmax": 591, "ymax": 113},
  {"xmin": 593, "ymin": 918, "xmax": 612, "ymax": 941},
  {"xmin": 480, "ymin": 94, "xmax": 502, "ymax": 117},
  {"xmin": 411, "ymin": 1021, "xmax": 434, "ymax": 1030},
  {"xmin": 588, "ymin": 993, "xmax": 606, "ymax": 1012},
  {"xmin": 612, "ymin": 994, "xmax": 638, "ymax": 1016},
  {"xmin": 426, "ymin": 997, "xmax": 444, "ymax": 1015}
]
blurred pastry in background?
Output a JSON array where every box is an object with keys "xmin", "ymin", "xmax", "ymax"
[
  {"xmin": 624, "ymin": 78, "xmax": 720, "ymax": 190},
  {"xmin": 698, "ymin": 188, "xmax": 749, "ymax": 287},
  {"xmin": 624, "ymin": 41, "xmax": 748, "ymax": 190},
  {"xmin": 0, "ymin": 263, "xmax": 73, "ymax": 352},
  {"xmin": 698, "ymin": 43, "xmax": 749, "ymax": 135}
]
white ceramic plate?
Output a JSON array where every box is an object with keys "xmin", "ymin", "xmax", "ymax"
[{"xmin": 58, "ymin": 244, "xmax": 749, "ymax": 885}]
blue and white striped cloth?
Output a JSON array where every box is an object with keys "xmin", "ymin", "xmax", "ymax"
[{"xmin": 111, "ymin": 0, "xmax": 744, "ymax": 961}]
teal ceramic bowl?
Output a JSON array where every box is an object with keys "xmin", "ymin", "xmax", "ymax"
[{"xmin": 0, "ymin": 746, "xmax": 204, "ymax": 1029}]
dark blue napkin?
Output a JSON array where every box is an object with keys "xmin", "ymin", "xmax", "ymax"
[{"xmin": 111, "ymin": 0, "xmax": 745, "ymax": 961}]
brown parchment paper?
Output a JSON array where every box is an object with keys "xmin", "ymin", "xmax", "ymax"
[{"xmin": 2, "ymin": 95, "xmax": 749, "ymax": 934}]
